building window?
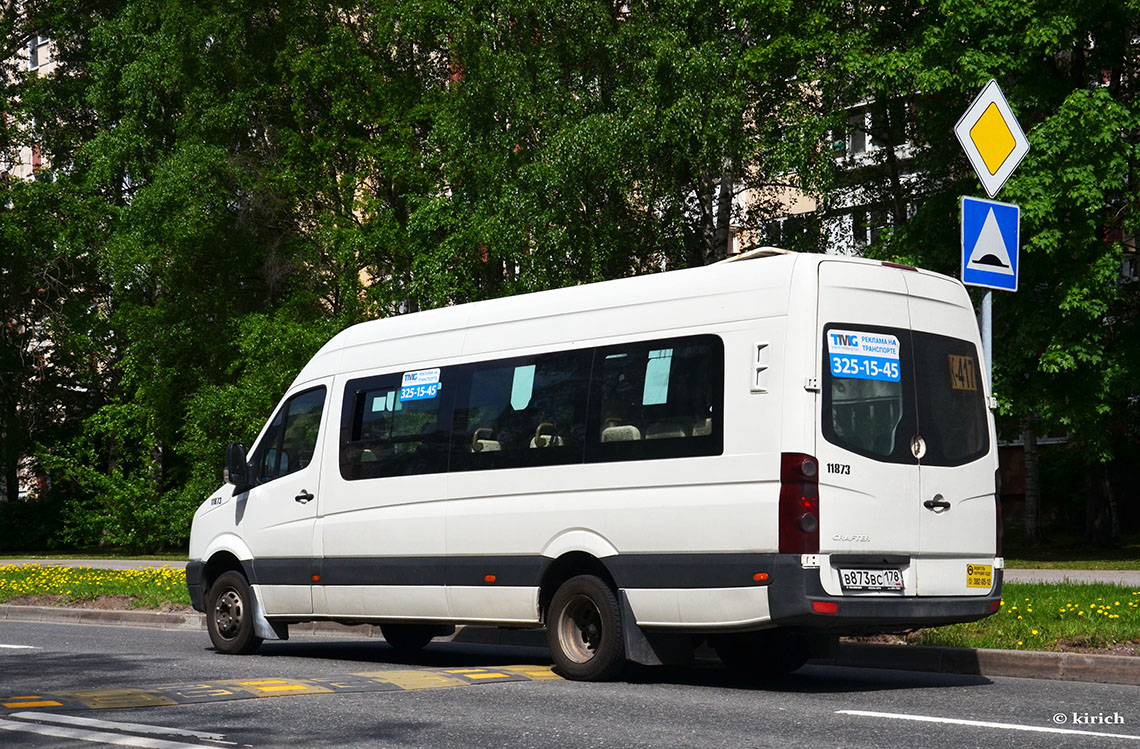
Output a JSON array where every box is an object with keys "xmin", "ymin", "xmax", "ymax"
[
  {"xmin": 847, "ymin": 111, "xmax": 867, "ymax": 154},
  {"xmin": 28, "ymin": 34, "xmax": 49, "ymax": 71}
]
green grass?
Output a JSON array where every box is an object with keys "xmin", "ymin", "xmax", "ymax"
[
  {"xmin": 0, "ymin": 563, "xmax": 190, "ymax": 609},
  {"xmin": 916, "ymin": 582, "xmax": 1140, "ymax": 651},
  {"xmin": 0, "ymin": 553, "xmax": 188, "ymax": 561}
]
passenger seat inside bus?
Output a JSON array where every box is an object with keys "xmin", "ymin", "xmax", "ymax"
[
  {"xmin": 530, "ymin": 422, "xmax": 563, "ymax": 448},
  {"xmin": 471, "ymin": 428, "xmax": 501, "ymax": 452},
  {"xmin": 645, "ymin": 423, "xmax": 686, "ymax": 440},
  {"xmin": 601, "ymin": 424, "xmax": 641, "ymax": 442}
]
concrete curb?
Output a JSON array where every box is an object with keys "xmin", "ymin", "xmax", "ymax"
[
  {"xmin": 0, "ymin": 604, "xmax": 204, "ymax": 631},
  {"xmin": 2, "ymin": 604, "xmax": 1135, "ymax": 686},
  {"xmin": 812, "ymin": 642, "xmax": 1140, "ymax": 686}
]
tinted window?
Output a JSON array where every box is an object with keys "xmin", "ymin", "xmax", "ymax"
[
  {"xmin": 338, "ymin": 334, "xmax": 725, "ymax": 480},
  {"xmin": 254, "ymin": 387, "xmax": 326, "ymax": 483},
  {"xmin": 821, "ymin": 324, "xmax": 989, "ymax": 466},
  {"xmin": 450, "ymin": 350, "xmax": 590, "ymax": 471},
  {"xmin": 586, "ymin": 335, "xmax": 723, "ymax": 462},
  {"xmin": 340, "ymin": 369, "xmax": 453, "ymax": 480},
  {"xmin": 912, "ymin": 331, "xmax": 989, "ymax": 466},
  {"xmin": 828, "ymin": 377, "xmax": 906, "ymax": 458}
]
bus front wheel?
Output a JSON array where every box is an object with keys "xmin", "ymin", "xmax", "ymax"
[
  {"xmin": 206, "ymin": 571, "xmax": 263, "ymax": 655},
  {"xmin": 547, "ymin": 575, "xmax": 626, "ymax": 681}
]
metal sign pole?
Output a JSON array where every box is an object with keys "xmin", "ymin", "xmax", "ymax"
[{"xmin": 981, "ymin": 289, "xmax": 992, "ymax": 392}]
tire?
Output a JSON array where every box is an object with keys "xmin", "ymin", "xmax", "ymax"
[
  {"xmin": 206, "ymin": 570, "xmax": 263, "ymax": 655},
  {"xmin": 712, "ymin": 630, "xmax": 810, "ymax": 678},
  {"xmin": 380, "ymin": 624, "xmax": 438, "ymax": 652},
  {"xmin": 546, "ymin": 575, "xmax": 626, "ymax": 681}
]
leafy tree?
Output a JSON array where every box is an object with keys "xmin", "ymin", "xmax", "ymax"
[
  {"xmin": 833, "ymin": 0, "xmax": 1140, "ymax": 545},
  {"xmin": 6, "ymin": 0, "xmax": 1137, "ymax": 552},
  {"xmin": 23, "ymin": 0, "xmax": 337, "ymax": 548}
]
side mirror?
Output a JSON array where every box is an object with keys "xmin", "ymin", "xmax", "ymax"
[{"xmin": 225, "ymin": 442, "xmax": 251, "ymax": 492}]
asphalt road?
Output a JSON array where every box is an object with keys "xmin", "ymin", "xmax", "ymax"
[{"xmin": 2, "ymin": 620, "xmax": 1139, "ymax": 748}]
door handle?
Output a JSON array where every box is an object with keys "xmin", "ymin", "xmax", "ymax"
[
  {"xmin": 923, "ymin": 494, "xmax": 950, "ymax": 512},
  {"xmin": 295, "ymin": 490, "xmax": 315, "ymax": 504}
]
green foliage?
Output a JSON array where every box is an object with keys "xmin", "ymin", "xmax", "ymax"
[
  {"xmin": 0, "ymin": 497, "xmax": 67, "ymax": 553},
  {"xmin": 2, "ymin": 0, "xmax": 1138, "ymax": 552},
  {"xmin": 176, "ymin": 310, "xmax": 341, "ymax": 511},
  {"xmin": 843, "ymin": 1, "xmax": 1140, "ymax": 466}
]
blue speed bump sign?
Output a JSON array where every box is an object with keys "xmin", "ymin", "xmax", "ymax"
[{"xmin": 961, "ymin": 196, "xmax": 1019, "ymax": 292}]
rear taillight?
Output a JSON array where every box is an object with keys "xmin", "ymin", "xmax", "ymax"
[
  {"xmin": 994, "ymin": 467, "xmax": 1003, "ymax": 556},
  {"xmin": 779, "ymin": 452, "xmax": 820, "ymax": 554}
]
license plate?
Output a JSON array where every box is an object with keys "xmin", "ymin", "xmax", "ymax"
[
  {"xmin": 966, "ymin": 564, "xmax": 993, "ymax": 588},
  {"xmin": 839, "ymin": 568, "xmax": 904, "ymax": 591}
]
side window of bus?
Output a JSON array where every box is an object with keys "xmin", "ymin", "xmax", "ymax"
[
  {"xmin": 450, "ymin": 350, "xmax": 590, "ymax": 471},
  {"xmin": 339, "ymin": 371, "xmax": 452, "ymax": 480},
  {"xmin": 587, "ymin": 335, "xmax": 724, "ymax": 462},
  {"xmin": 254, "ymin": 387, "xmax": 326, "ymax": 484}
]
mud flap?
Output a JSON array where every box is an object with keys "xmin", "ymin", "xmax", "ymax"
[
  {"xmin": 249, "ymin": 586, "xmax": 289, "ymax": 641},
  {"xmin": 620, "ymin": 591, "xmax": 693, "ymax": 666}
]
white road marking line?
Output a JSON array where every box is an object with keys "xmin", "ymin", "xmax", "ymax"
[
  {"xmin": 0, "ymin": 718, "xmax": 207, "ymax": 748},
  {"xmin": 837, "ymin": 710, "xmax": 1140, "ymax": 741},
  {"xmin": 9, "ymin": 712, "xmax": 233, "ymax": 742},
  {"xmin": 0, "ymin": 644, "xmax": 40, "ymax": 649}
]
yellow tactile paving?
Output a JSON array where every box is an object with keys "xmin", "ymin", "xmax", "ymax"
[
  {"xmin": 443, "ymin": 668, "xmax": 514, "ymax": 680},
  {"xmin": 1, "ymin": 665, "xmax": 560, "ymax": 712},
  {"xmin": 226, "ymin": 679, "xmax": 332, "ymax": 697},
  {"xmin": 1, "ymin": 699, "xmax": 63, "ymax": 709},
  {"xmin": 499, "ymin": 665, "xmax": 563, "ymax": 681},
  {"xmin": 357, "ymin": 669, "xmax": 470, "ymax": 690},
  {"xmin": 63, "ymin": 689, "xmax": 178, "ymax": 710}
]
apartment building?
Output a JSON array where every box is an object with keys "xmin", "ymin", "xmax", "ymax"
[{"xmin": 3, "ymin": 29, "xmax": 55, "ymax": 183}]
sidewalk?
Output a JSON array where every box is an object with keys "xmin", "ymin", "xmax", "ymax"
[{"xmin": 1003, "ymin": 569, "xmax": 1140, "ymax": 586}]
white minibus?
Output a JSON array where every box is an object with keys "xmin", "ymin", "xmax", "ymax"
[{"xmin": 187, "ymin": 250, "xmax": 1002, "ymax": 680}]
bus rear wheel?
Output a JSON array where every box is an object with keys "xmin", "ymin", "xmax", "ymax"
[
  {"xmin": 380, "ymin": 624, "xmax": 438, "ymax": 652},
  {"xmin": 547, "ymin": 575, "xmax": 626, "ymax": 681}
]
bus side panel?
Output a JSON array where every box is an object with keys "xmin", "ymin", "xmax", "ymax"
[
  {"xmin": 316, "ymin": 363, "xmax": 453, "ymax": 620},
  {"xmin": 443, "ymin": 318, "xmax": 787, "ymax": 627}
]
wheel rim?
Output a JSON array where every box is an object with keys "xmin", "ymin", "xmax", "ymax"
[
  {"xmin": 213, "ymin": 587, "xmax": 244, "ymax": 641},
  {"xmin": 557, "ymin": 594, "xmax": 604, "ymax": 664}
]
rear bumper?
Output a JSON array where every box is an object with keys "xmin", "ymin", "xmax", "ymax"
[
  {"xmin": 186, "ymin": 561, "xmax": 206, "ymax": 613},
  {"xmin": 767, "ymin": 555, "xmax": 1002, "ymax": 635}
]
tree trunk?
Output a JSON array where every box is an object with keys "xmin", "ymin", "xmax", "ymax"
[
  {"xmin": 1104, "ymin": 468, "xmax": 1120, "ymax": 543},
  {"xmin": 711, "ymin": 159, "xmax": 734, "ymax": 263},
  {"xmin": 1, "ymin": 394, "xmax": 18, "ymax": 503},
  {"xmin": 1084, "ymin": 459, "xmax": 1113, "ymax": 547},
  {"xmin": 1021, "ymin": 417, "xmax": 1041, "ymax": 545}
]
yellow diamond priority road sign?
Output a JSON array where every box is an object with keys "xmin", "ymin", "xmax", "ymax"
[{"xmin": 954, "ymin": 79, "xmax": 1029, "ymax": 198}]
